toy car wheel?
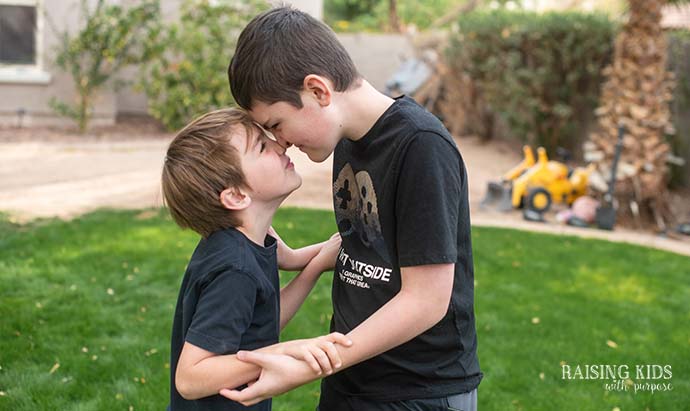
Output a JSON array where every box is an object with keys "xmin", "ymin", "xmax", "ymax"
[{"xmin": 526, "ymin": 187, "xmax": 552, "ymax": 213}]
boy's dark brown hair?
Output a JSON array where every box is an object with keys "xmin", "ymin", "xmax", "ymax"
[
  {"xmin": 161, "ymin": 108, "xmax": 256, "ymax": 238},
  {"xmin": 228, "ymin": 6, "xmax": 360, "ymax": 109}
]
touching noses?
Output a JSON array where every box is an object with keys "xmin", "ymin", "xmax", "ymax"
[
  {"xmin": 274, "ymin": 132, "xmax": 292, "ymax": 149},
  {"xmin": 266, "ymin": 138, "xmax": 286, "ymax": 155}
]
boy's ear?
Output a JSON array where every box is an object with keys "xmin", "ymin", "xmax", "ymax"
[
  {"xmin": 219, "ymin": 187, "xmax": 251, "ymax": 211},
  {"xmin": 303, "ymin": 74, "xmax": 332, "ymax": 107}
]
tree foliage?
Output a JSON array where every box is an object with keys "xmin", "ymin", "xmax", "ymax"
[
  {"xmin": 446, "ymin": 10, "xmax": 615, "ymax": 152},
  {"xmin": 138, "ymin": 0, "xmax": 268, "ymax": 131},
  {"xmin": 50, "ymin": 0, "xmax": 160, "ymax": 133}
]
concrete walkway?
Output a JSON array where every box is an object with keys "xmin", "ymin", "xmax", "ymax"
[{"xmin": 1, "ymin": 137, "xmax": 688, "ymax": 257}]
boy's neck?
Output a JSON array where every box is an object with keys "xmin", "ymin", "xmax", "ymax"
[
  {"xmin": 235, "ymin": 198, "xmax": 282, "ymax": 247},
  {"xmin": 340, "ymin": 80, "xmax": 395, "ymax": 142}
]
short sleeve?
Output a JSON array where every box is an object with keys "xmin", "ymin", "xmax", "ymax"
[
  {"xmin": 185, "ymin": 269, "xmax": 257, "ymax": 354},
  {"xmin": 395, "ymin": 132, "xmax": 463, "ymax": 267}
]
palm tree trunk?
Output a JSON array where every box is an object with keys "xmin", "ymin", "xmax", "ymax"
[{"xmin": 587, "ymin": 0, "xmax": 676, "ymax": 228}]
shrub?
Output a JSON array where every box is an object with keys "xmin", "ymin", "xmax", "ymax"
[
  {"xmin": 138, "ymin": 0, "xmax": 268, "ymax": 131},
  {"xmin": 50, "ymin": 0, "xmax": 160, "ymax": 133},
  {"xmin": 446, "ymin": 10, "xmax": 615, "ymax": 154},
  {"xmin": 325, "ymin": 0, "xmax": 518, "ymax": 32}
]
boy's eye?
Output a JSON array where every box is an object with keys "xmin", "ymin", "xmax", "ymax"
[{"xmin": 260, "ymin": 141, "xmax": 266, "ymax": 152}]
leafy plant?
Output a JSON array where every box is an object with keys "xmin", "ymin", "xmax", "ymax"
[
  {"xmin": 138, "ymin": 0, "xmax": 268, "ymax": 131},
  {"xmin": 446, "ymin": 10, "xmax": 615, "ymax": 153},
  {"xmin": 49, "ymin": 0, "xmax": 161, "ymax": 133},
  {"xmin": 325, "ymin": 0, "xmax": 531, "ymax": 32}
]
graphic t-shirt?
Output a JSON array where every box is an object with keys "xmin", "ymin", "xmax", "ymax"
[
  {"xmin": 325, "ymin": 96, "xmax": 482, "ymax": 401},
  {"xmin": 169, "ymin": 228, "xmax": 279, "ymax": 411}
]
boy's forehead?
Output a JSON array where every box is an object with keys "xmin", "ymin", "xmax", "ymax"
[
  {"xmin": 248, "ymin": 101, "xmax": 273, "ymax": 124},
  {"xmin": 229, "ymin": 123, "xmax": 260, "ymax": 153},
  {"xmin": 248, "ymin": 100, "xmax": 296, "ymax": 126}
]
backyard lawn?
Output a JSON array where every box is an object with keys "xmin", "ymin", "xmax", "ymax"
[{"xmin": 0, "ymin": 208, "xmax": 688, "ymax": 410}]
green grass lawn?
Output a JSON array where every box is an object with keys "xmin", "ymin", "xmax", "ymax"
[{"xmin": 0, "ymin": 208, "xmax": 688, "ymax": 410}]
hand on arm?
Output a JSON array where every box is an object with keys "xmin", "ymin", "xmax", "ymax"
[
  {"xmin": 175, "ymin": 341, "xmax": 284, "ymax": 400},
  {"xmin": 279, "ymin": 332, "xmax": 352, "ymax": 375},
  {"xmin": 222, "ymin": 263, "xmax": 454, "ymax": 405},
  {"xmin": 176, "ymin": 330, "xmax": 351, "ymax": 401}
]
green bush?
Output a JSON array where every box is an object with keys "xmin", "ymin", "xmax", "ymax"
[
  {"xmin": 446, "ymin": 10, "xmax": 615, "ymax": 153},
  {"xmin": 325, "ymin": 0, "xmax": 517, "ymax": 32},
  {"xmin": 50, "ymin": 0, "xmax": 160, "ymax": 133},
  {"xmin": 139, "ymin": 0, "xmax": 267, "ymax": 131}
]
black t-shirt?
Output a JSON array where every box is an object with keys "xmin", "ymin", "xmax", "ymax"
[
  {"xmin": 325, "ymin": 96, "xmax": 482, "ymax": 401},
  {"xmin": 169, "ymin": 227, "xmax": 279, "ymax": 411}
]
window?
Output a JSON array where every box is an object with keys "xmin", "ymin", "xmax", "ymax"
[
  {"xmin": 0, "ymin": 0, "xmax": 49, "ymax": 84},
  {"xmin": 0, "ymin": 3, "xmax": 36, "ymax": 64}
]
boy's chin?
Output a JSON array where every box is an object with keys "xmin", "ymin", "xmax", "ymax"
[
  {"xmin": 286, "ymin": 180, "xmax": 303, "ymax": 195},
  {"xmin": 304, "ymin": 149, "xmax": 331, "ymax": 163},
  {"xmin": 275, "ymin": 180, "xmax": 302, "ymax": 201}
]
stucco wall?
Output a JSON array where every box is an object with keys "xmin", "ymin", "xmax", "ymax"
[
  {"xmin": 0, "ymin": 1, "xmax": 117, "ymax": 127},
  {"xmin": 0, "ymin": 0, "xmax": 411, "ymax": 127}
]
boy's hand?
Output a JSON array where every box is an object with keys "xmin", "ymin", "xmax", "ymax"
[
  {"xmin": 280, "ymin": 332, "xmax": 352, "ymax": 375},
  {"xmin": 311, "ymin": 232, "xmax": 341, "ymax": 272},
  {"xmin": 220, "ymin": 351, "xmax": 316, "ymax": 406}
]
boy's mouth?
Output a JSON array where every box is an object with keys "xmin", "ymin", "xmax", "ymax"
[{"xmin": 284, "ymin": 156, "xmax": 294, "ymax": 169}]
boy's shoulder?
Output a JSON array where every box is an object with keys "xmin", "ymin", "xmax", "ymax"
[
  {"xmin": 185, "ymin": 228, "xmax": 264, "ymax": 283},
  {"xmin": 385, "ymin": 96, "xmax": 452, "ymax": 140},
  {"xmin": 371, "ymin": 96, "xmax": 456, "ymax": 153}
]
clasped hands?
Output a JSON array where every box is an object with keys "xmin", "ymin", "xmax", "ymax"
[{"xmin": 220, "ymin": 333, "xmax": 352, "ymax": 406}]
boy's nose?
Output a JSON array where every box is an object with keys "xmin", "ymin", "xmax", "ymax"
[
  {"xmin": 268, "ymin": 139, "xmax": 286, "ymax": 155},
  {"xmin": 275, "ymin": 133, "xmax": 292, "ymax": 149}
]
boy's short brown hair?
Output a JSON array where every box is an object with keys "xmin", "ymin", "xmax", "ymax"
[
  {"xmin": 161, "ymin": 108, "xmax": 256, "ymax": 238},
  {"xmin": 228, "ymin": 6, "xmax": 360, "ymax": 109}
]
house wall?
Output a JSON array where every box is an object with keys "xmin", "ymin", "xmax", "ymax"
[
  {"xmin": 0, "ymin": 0, "xmax": 117, "ymax": 127},
  {"xmin": 0, "ymin": 0, "xmax": 409, "ymax": 127}
]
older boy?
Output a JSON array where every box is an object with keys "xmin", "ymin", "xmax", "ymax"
[
  {"xmin": 224, "ymin": 6, "xmax": 482, "ymax": 411},
  {"xmin": 162, "ymin": 108, "xmax": 351, "ymax": 411}
]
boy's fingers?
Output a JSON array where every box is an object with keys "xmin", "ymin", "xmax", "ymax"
[
  {"xmin": 303, "ymin": 351, "xmax": 322, "ymax": 375},
  {"xmin": 219, "ymin": 387, "xmax": 264, "ymax": 406},
  {"xmin": 236, "ymin": 350, "xmax": 270, "ymax": 367},
  {"xmin": 320, "ymin": 340, "xmax": 342, "ymax": 369},
  {"xmin": 310, "ymin": 346, "xmax": 333, "ymax": 375},
  {"xmin": 325, "ymin": 332, "xmax": 353, "ymax": 347}
]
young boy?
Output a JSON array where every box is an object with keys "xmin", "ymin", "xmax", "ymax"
[
  {"xmin": 223, "ymin": 6, "xmax": 482, "ymax": 411},
  {"xmin": 161, "ymin": 108, "xmax": 352, "ymax": 411}
]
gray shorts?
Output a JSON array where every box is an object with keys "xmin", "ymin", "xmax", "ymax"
[
  {"xmin": 317, "ymin": 387, "xmax": 478, "ymax": 411},
  {"xmin": 445, "ymin": 389, "xmax": 478, "ymax": 411}
]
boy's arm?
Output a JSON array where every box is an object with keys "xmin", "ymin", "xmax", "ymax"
[
  {"xmin": 177, "ymin": 332, "xmax": 352, "ymax": 400},
  {"xmin": 269, "ymin": 226, "xmax": 324, "ymax": 271},
  {"xmin": 220, "ymin": 263, "xmax": 453, "ymax": 406},
  {"xmin": 279, "ymin": 233, "xmax": 340, "ymax": 330},
  {"xmin": 175, "ymin": 341, "xmax": 278, "ymax": 400}
]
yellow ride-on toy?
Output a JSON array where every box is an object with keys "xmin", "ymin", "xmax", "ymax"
[{"xmin": 480, "ymin": 146, "xmax": 592, "ymax": 213}]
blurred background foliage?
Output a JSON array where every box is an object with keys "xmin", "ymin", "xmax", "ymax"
[
  {"xmin": 445, "ymin": 10, "xmax": 616, "ymax": 154},
  {"xmin": 324, "ymin": 0, "xmax": 627, "ymax": 32}
]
